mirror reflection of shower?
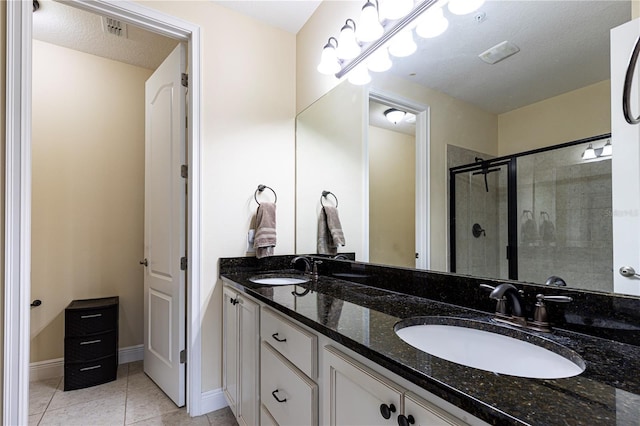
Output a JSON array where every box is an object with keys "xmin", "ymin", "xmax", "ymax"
[{"xmin": 449, "ymin": 135, "xmax": 613, "ymax": 292}]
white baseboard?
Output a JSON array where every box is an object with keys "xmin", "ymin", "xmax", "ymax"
[
  {"xmin": 199, "ymin": 388, "xmax": 228, "ymax": 415},
  {"xmin": 29, "ymin": 344, "xmax": 145, "ymax": 382}
]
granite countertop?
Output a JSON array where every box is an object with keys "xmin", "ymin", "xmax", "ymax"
[{"xmin": 221, "ymin": 269, "xmax": 640, "ymax": 426}]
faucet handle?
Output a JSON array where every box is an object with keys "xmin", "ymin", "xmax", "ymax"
[
  {"xmin": 312, "ymin": 259, "xmax": 323, "ymax": 277},
  {"xmin": 536, "ymin": 294, "xmax": 573, "ymax": 303},
  {"xmin": 479, "ymin": 283, "xmax": 495, "ymax": 291},
  {"xmin": 531, "ymin": 294, "xmax": 572, "ymax": 332},
  {"xmin": 479, "ymin": 284, "xmax": 509, "ymax": 316}
]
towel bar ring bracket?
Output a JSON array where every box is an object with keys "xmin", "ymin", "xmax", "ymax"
[
  {"xmin": 254, "ymin": 184, "xmax": 277, "ymax": 205},
  {"xmin": 321, "ymin": 190, "xmax": 338, "ymax": 208}
]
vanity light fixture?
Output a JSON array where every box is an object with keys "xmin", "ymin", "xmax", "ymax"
[
  {"xmin": 357, "ymin": 1, "xmax": 385, "ymax": 42},
  {"xmin": 349, "ymin": 63, "xmax": 373, "ymax": 85},
  {"xmin": 336, "ymin": 19, "xmax": 361, "ymax": 60},
  {"xmin": 582, "ymin": 140, "xmax": 612, "ymax": 160},
  {"xmin": 319, "ymin": 0, "xmax": 485, "ymax": 84},
  {"xmin": 384, "ymin": 108, "xmax": 407, "ymax": 124}
]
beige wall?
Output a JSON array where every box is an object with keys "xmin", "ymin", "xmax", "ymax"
[
  {"xmin": 30, "ymin": 40, "xmax": 152, "ymax": 362},
  {"xmin": 140, "ymin": 1, "xmax": 296, "ymax": 392},
  {"xmin": 498, "ymin": 80, "xmax": 611, "ymax": 156},
  {"xmin": 369, "ymin": 125, "xmax": 415, "ymax": 268}
]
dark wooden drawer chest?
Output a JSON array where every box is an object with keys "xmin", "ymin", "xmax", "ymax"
[{"xmin": 64, "ymin": 297, "xmax": 119, "ymax": 391}]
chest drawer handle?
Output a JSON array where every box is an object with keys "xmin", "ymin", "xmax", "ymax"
[
  {"xmin": 80, "ymin": 313, "xmax": 102, "ymax": 319},
  {"xmin": 271, "ymin": 333, "xmax": 287, "ymax": 343},
  {"xmin": 380, "ymin": 403, "xmax": 396, "ymax": 420},
  {"xmin": 79, "ymin": 365, "xmax": 102, "ymax": 372},
  {"xmin": 79, "ymin": 339, "xmax": 102, "ymax": 345},
  {"xmin": 271, "ymin": 389, "xmax": 287, "ymax": 403}
]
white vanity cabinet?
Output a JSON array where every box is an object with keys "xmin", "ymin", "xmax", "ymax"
[
  {"xmin": 323, "ymin": 346, "xmax": 471, "ymax": 426},
  {"xmin": 260, "ymin": 307, "xmax": 319, "ymax": 425},
  {"xmin": 222, "ymin": 285, "xmax": 260, "ymax": 426}
]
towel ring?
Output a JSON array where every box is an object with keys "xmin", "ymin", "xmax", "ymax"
[
  {"xmin": 254, "ymin": 184, "xmax": 277, "ymax": 205},
  {"xmin": 321, "ymin": 191, "xmax": 338, "ymax": 208}
]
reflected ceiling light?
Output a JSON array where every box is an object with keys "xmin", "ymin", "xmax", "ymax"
[
  {"xmin": 448, "ymin": 0, "xmax": 485, "ymax": 15},
  {"xmin": 416, "ymin": 6, "xmax": 449, "ymax": 39},
  {"xmin": 582, "ymin": 144, "xmax": 597, "ymax": 160},
  {"xmin": 317, "ymin": 37, "xmax": 341, "ymax": 75},
  {"xmin": 336, "ymin": 19, "xmax": 361, "ymax": 60},
  {"xmin": 388, "ymin": 29, "xmax": 417, "ymax": 58},
  {"xmin": 601, "ymin": 139, "xmax": 612, "ymax": 156},
  {"xmin": 384, "ymin": 108, "xmax": 406, "ymax": 124},
  {"xmin": 405, "ymin": 112, "xmax": 417, "ymax": 123},
  {"xmin": 379, "ymin": 0, "xmax": 414, "ymax": 21},
  {"xmin": 367, "ymin": 46, "xmax": 392, "ymax": 72},
  {"xmin": 357, "ymin": 1, "xmax": 384, "ymax": 42},
  {"xmin": 348, "ymin": 63, "xmax": 372, "ymax": 85}
]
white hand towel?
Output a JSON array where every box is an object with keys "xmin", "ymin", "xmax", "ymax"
[{"xmin": 317, "ymin": 206, "xmax": 345, "ymax": 255}]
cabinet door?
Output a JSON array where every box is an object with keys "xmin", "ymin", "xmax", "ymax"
[
  {"xmin": 238, "ymin": 294, "xmax": 260, "ymax": 426},
  {"xmin": 323, "ymin": 346, "xmax": 403, "ymax": 426},
  {"xmin": 404, "ymin": 392, "xmax": 468, "ymax": 426},
  {"xmin": 222, "ymin": 286, "xmax": 239, "ymax": 416}
]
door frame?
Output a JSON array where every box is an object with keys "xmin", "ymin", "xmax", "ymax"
[
  {"xmin": 367, "ymin": 89, "xmax": 430, "ymax": 269},
  {"xmin": 4, "ymin": 1, "xmax": 203, "ymax": 423}
]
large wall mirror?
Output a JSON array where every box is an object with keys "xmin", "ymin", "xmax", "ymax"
[{"xmin": 295, "ymin": 0, "xmax": 631, "ymax": 295}]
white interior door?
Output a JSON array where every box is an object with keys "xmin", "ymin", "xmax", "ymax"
[
  {"xmin": 611, "ymin": 19, "xmax": 640, "ymax": 296},
  {"xmin": 143, "ymin": 43, "xmax": 187, "ymax": 406}
]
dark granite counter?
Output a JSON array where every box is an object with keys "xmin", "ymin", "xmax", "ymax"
[{"xmin": 219, "ymin": 256, "xmax": 640, "ymax": 425}]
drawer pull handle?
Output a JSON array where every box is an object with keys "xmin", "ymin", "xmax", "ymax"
[
  {"xmin": 79, "ymin": 339, "xmax": 101, "ymax": 345},
  {"xmin": 80, "ymin": 365, "xmax": 102, "ymax": 372},
  {"xmin": 271, "ymin": 389, "xmax": 287, "ymax": 403},
  {"xmin": 398, "ymin": 414, "xmax": 415, "ymax": 426},
  {"xmin": 380, "ymin": 403, "xmax": 396, "ymax": 420},
  {"xmin": 80, "ymin": 313, "xmax": 102, "ymax": 319},
  {"xmin": 271, "ymin": 333, "xmax": 287, "ymax": 343}
]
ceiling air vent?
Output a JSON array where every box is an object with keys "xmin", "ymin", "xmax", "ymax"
[{"xmin": 102, "ymin": 16, "xmax": 128, "ymax": 38}]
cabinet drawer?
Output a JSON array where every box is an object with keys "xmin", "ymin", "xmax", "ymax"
[
  {"xmin": 65, "ymin": 305, "xmax": 118, "ymax": 336},
  {"xmin": 261, "ymin": 404, "xmax": 279, "ymax": 426},
  {"xmin": 405, "ymin": 392, "xmax": 468, "ymax": 426},
  {"xmin": 261, "ymin": 342, "xmax": 318, "ymax": 426},
  {"xmin": 65, "ymin": 331, "xmax": 117, "ymax": 362},
  {"xmin": 261, "ymin": 307, "xmax": 317, "ymax": 378},
  {"xmin": 64, "ymin": 355, "xmax": 117, "ymax": 391}
]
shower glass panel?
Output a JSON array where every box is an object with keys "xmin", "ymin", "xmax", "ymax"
[
  {"xmin": 517, "ymin": 140, "xmax": 612, "ymax": 292},
  {"xmin": 451, "ymin": 160, "xmax": 511, "ymax": 279}
]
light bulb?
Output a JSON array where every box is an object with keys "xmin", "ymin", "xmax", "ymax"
[
  {"xmin": 348, "ymin": 63, "xmax": 371, "ymax": 85},
  {"xmin": 317, "ymin": 38, "xmax": 340, "ymax": 75},
  {"xmin": 357, "ymin": 1, "xmax": 384, "ymax": 42},
  {"xmin": 416, "ymin": 7, "xmax": 449, "ymax": 39},
  {"xmin": 582, "ymin": 144, "xmax": 596, "ymax": 160},
  {"xmin": 367, "ymin": 47, "xmax": 392, "ymax": 72},
  {"xmin": 448, "ymin": 0, "xmax": 485, "ymax": 15},
  {"xmin": 379, "ymin": 0, "xmax": 414, "ymax": 21},
  {"xmin": 385, "ymin": 108, "xmax": 406, "ymax": 124},
  {"xmin": 601, "ymin": 140, "xmax": 612, "ymax": 156},
  {"xmin": 388, "ymin": 29, "xmax": 417, "ymax": 58},
  {"xmin": 336, "ymin": 19, "xmax": 361, "ymax": 60}
]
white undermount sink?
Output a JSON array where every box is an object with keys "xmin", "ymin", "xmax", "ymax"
[
  {"xmin": 395, "ymin": 317, "xmax": 585, "ymax": 379},
  {"xmin": 249, "ymin": 275, "xmax": 310, "ymax": 285}
]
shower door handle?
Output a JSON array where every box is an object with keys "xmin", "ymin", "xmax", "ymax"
[{"xmin": 623, "ymin": 36, "xmax": 640, "ymax": 124}]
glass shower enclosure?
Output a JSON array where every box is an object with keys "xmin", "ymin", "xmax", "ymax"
[{"xmin": 449, "ymin": 135, "xmax": 613, "ymax": 292}]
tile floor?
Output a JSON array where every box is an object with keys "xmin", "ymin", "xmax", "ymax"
[{"xmin": 29, "ymin": 361, "xmax": 238, "ymax": 426}]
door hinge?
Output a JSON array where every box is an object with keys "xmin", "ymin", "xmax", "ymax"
[
  {"xmin": 180, "ymin": 349, "xmax": 186, "ymax": 364},
  {"xmin": 181, "ymin": 164, "xmax": 188, "ymax": 179},
  {"xmin": 181, "ymin": 73, "xmax": 188, "ymax": 88},
  {"xmin": 180, "ymin": 257, "xmax": 188, "ymax": 270}
]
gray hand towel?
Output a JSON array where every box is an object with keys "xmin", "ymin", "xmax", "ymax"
[
  {"xmin": 254, "ymin": 202, "xmax": 276, "ymax": 259},
  {"xmin": 317, "ymin": 206, "xmax": 345, "ymax": 255}
]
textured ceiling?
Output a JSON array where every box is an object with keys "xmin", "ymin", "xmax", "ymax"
[
  {"xmin": 212, "ymin": 0, "xmax": 322, "ymax": 34},
  {"xmin": 33, "ymin": 0, "xmax": 178, "ymax": 70},
  {"xmin": 388, "ymin": 0, "xmax": 630, "ymax": 114}
]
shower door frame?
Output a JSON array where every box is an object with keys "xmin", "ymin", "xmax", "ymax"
[
  {"xmin": 448, "ymin": 133, "xmax": 612, "ymax": 281},
  {"xmin": 449, "ymin": 158, "xmax": 518, "ymax": 280}
]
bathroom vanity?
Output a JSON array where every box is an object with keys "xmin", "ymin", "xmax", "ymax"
[{"xmin": 220, "ymin": 255, "xmax": 640, "ymax": 425}]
